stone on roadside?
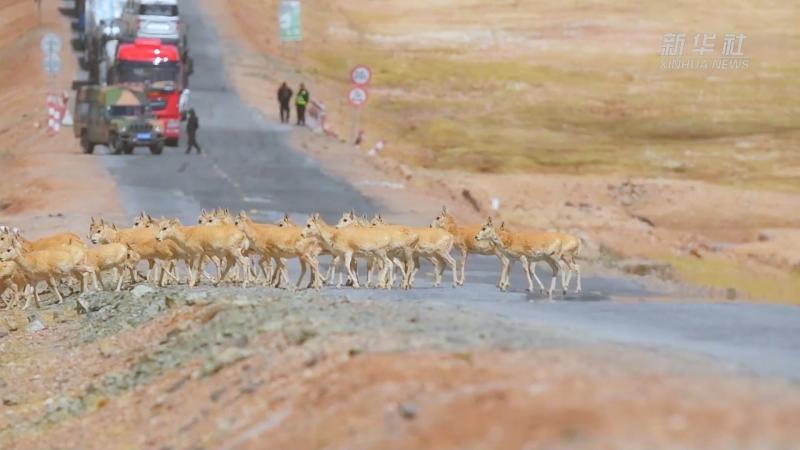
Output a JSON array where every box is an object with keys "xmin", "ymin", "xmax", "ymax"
[
  {"xmin": 619, "ymin": 258, "xmax": 675, "ymax": 279},
  {"xmin": 398, "ymin": 402, "xmax": 418, "ymax": 420},
  {"xmin": 132, "ymin": 284, "xmax": 156, "ymax": 299},
  {"xmin": 27, "ymin": 315, "xmax": 46, "ymax": 333},
  {"xmin": 202, "ymin": 347, "xmax": 251, "ymax": 377},
  {"xmin": 185, "ymin": 291, "xmax": 209, "ymax": 305},
  {"xmin": 282, "ymin": 325, "xmax": 317, "ymax": 346},
  {"xmin": 98, "ymin": 341, "xmax": 115, "ymax": 358}
]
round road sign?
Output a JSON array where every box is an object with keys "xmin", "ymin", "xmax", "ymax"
[
  {"xmin": 42, "ymin": 54, "xmax": 62, "ymax": 75},
  {"xmin": 350, "ymin": 65, "xmax": 372, "ymax": 86},
  {"xmin": 348, "ymin": 86, "xmax": 368, "ymax": 107},
  {"xmin": 40, "ymin": 32, "xmax": 62, "ymax": 55}
]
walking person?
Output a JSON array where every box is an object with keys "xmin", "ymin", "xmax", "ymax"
[
  {"xmin": 185, "ymin": 108, "xmax": 202, "ymax": 154},
  {"xmin": 295, "ymin": 83, "xmax": 309, "ymax": 126},
  {"xmin": 277, "ymin": 81, "xmax": 293, "ymax": 124}
]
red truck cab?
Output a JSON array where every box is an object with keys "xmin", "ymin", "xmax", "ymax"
[{"xmin": 110, "ymin": 38, "xmax": 184, "ymax": 146}]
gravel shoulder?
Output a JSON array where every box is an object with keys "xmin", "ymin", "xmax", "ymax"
[{"xmin": 2, "ymin": 288, "xmax": 800, "ymax": 450}]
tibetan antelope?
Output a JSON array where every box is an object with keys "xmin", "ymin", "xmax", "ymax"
[
  {"xmin": 0, "ymin": 242, "xmax": 89, "ymax": 308},
  {"xmin": 335, "ymin": 211, "xmax": 419, "ymax": 289},
  {"xmin": 0, "ymin": 261, "xmax": 27, "ymax": 309},
  {"xmin": 475, "ymin": 217, "xmax": 563, "ymax": 298},
  {"xmin": 234, "ymin": 211, "xmax": 323, "ymax": 289},
  {"xmin": 156, "ymin": 218, "xmax": 251, "ymax": 287},
  {"xmin": 303, "ymin": 213, "xmax": 414, "ymax": 289},
  {"xmin": 430, "ymin": 206, "xmax": 507, "ymax": 286},
  {"xmin": 369, "ymin": 214, "xmax": 457, "ymax": 288},
  {"xmin": 83, "ymin": 243, "xmax": 141, "ymax": 291}
]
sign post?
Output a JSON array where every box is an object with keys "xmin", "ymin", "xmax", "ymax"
[
  {"xmin": 348, "ymin": 65, "xmax": 371, "ymax": 144},
  {"xmin": 278, "ymin": 0, "xmax": 302, "ymax": 42},
  {"xmin": 278, "ymin": 0, "xmax": 302, "ymax": 60},
  {"xmin": 41, "ymin": 33, "xmax": 64, "ymax": 133}
]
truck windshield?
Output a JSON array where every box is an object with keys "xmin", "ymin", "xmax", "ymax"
[
  {"xmin": 139, "ymin": 4, "xmax": 178, "ymax": 16},
  {"xmin": 109, "ymin": 105, "xmax": 146, "ymax": 116},
  {"xmin": 115, "ymin": 61, "xmax": 179, "ymax": 84}
]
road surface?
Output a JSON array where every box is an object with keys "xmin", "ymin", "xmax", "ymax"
[{"xmin": 91, "ymin": 0, "xmax": 800, "ymax": 381}]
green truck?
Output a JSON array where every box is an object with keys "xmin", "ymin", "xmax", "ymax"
[{"xmin": 73, "ymin": 84, "xmax": 165, "ymax": 155}]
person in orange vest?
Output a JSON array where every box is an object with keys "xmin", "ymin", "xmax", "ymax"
[{"xmin": 295, "ymin": 83, "xmax": 309, "ymax": 126}]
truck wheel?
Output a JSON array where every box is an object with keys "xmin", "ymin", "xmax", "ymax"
[
  {"xmin": 123, "ymin": 144, "xmax": 134, "ymax": 155},
  {"xmin": 80, "ymin": 132, "xmax": 94, "ymax": 154},
  {"xmin": 150, "ymin": 142, "xmax": 164, "ymax": 155}
]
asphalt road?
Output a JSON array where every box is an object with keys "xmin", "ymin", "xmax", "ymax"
[{"xmin": 88, "ymin": 0, "xmax": 800, "ymax": 381}]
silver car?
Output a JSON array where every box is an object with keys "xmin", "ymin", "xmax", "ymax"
[{"xmin": 121, "ymin": 0, "xmax": 187, "ymax": 56}]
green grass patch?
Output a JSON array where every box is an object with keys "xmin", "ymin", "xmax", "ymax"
[{"xmin": 668, "ymin": 255, "xmax": 800, "ymax": 304}]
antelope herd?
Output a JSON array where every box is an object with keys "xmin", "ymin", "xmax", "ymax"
[{"xmin": 0, "ymin": 207, "xmax": 582, "ymax": 310}]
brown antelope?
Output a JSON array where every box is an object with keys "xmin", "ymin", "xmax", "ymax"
[
  {"xmin": 0, "ymin": 261, "xmax": 27, "ymax": 309},
  {"xmin": 133, "ymin": 212, "xmax": 216, "ymax": 286},
  {"xmin": 90, "ymin": 217, "xmax": 172, "ymax": 285},
  {"xmin": 83, "ymin": 243, "xmax": 141, "ymax": 291},
  {"xmin": 475, "ymin": 217, "xmax": 562, "ymax": 298},
  {"xmin": 368, "ymin": 214, "xmax": 457, "ymax": 288},
  {"xmin": 1, "ymin": 228, "xmax": 90, "ymax": 292},
  {"xmin": 336, "ymin": 210, "xmax": 419, "ymax": 289},
  {"xmin": 550, "ymin": 231, "xmax": 582, "ymax": 293},
  {"xmin": 277, "ymin": 212, "xmax": 329, "ymax": 287},
  {"xmin": 0, "ymin": 243, "xmax": 89, "ymax": 308},
  {"xmin": 156, "ymin": 218, "xmax": 251, "ymax": 287},
  {"xmin": 305, "ymin": 213, "xmax": 417, "ymax": 289},
  {"xmin": 336, "ymin": 211, "xmax": 386, "ymax": 287},
  {"xmin": 0, "ymin": 227, "xmax": 85, "ymax": 253},
  {"xmin": 198, "ymin": 208, "xmax": 235, "ymax": 226},
  {"xmin": 276, "ymin": 213, "xmax": 296, "ymax": 228},
  {"xmin": 197, "ymin": 208, "xmax": 249, "ymax": 282},
  {"xmin": 430, "ymin": 206, "xmax": 507, "ymax": 286},
  {"xmin": 234, "ymin": 212, "xmax": 323, "ymax": 289}
]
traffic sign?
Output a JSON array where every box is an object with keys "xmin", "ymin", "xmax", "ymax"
[
  {"xmin": 42, "ymin": 54, "xmax": 62, "ymax": 75},
  {"xmin": 278, "ymin": 0, "xmax": 302, "ymax": 42},
  {"xmin": 348, "ymin": 86, "xmax": 368, "ymax": 107},
  {"xmin": 46, "ymin": 92, "xmax": 65, "ymax": 134},
  {"xmin": 40, "ymin": 32, "xmax": 62, "ymax": 54},
  {"xmin": 350, "ymin": 65, "xmax": 372, "ymax": 86}
]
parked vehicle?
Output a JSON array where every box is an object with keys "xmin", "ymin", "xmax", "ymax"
[
  {"xmin": 82, "ymin": 0, "xmax": 126, "ymax": 83},
  {"xmin": 108, "ymin": 38, "xmax": 185, "ymax": 146},
  {"xmin": 120, "ymin": 0, "xmax": 188, "ymax": 65},
  {"xmin": 72, "ymin": 84, "xmax": 165, "ymax": 155}
]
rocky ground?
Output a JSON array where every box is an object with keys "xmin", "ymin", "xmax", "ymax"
[
  {"xmin": 2, "ymin": 286, "xmax": 800, "ymax": 449},
  {"xmin": 2, "ymin": 1, "xmax": 799, "ymax": 449}
]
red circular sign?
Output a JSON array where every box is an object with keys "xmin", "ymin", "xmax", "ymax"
[
  {"xmin": 350, "ymin": 65, "xmax": 372, "ymax": 86},
  {"xmin": 348, "ymin": 86, "xmax": 368, "ymax": 107}
]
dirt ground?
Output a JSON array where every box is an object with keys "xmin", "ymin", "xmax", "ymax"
[
  {"xmin": 1, "ymin": 2, "xmax": 800, "ymax": 449},
  {"xmin": 3, "ymin": 288, "xmax": 800, "ymax": 450},
  {"xmin": 206, "ymin": 0, "xmax": 800, "ymax": 302},
  {"xmin": 0, "ymin": 0, "xmax": 125, "ymax": 238}
]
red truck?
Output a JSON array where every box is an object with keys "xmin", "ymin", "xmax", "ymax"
[{"xmin": 109, "ymin": 38, "xmax": 185, "ymax": 146}]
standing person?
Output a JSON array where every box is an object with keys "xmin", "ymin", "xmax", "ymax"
[
  {"xmin": 185, "ymin": 109, "xmax": 202, "ymax": 154},
  {"xmin": 277, "ymin": 82, "xmax": 293, "ymax": 124},
  {"xmin": 179, "ymin": 88, "xmax": 191, "ymax": 121},
  {"xmin": 295, "ymin": 83, "xmax": 309, "ymax": 126}
]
